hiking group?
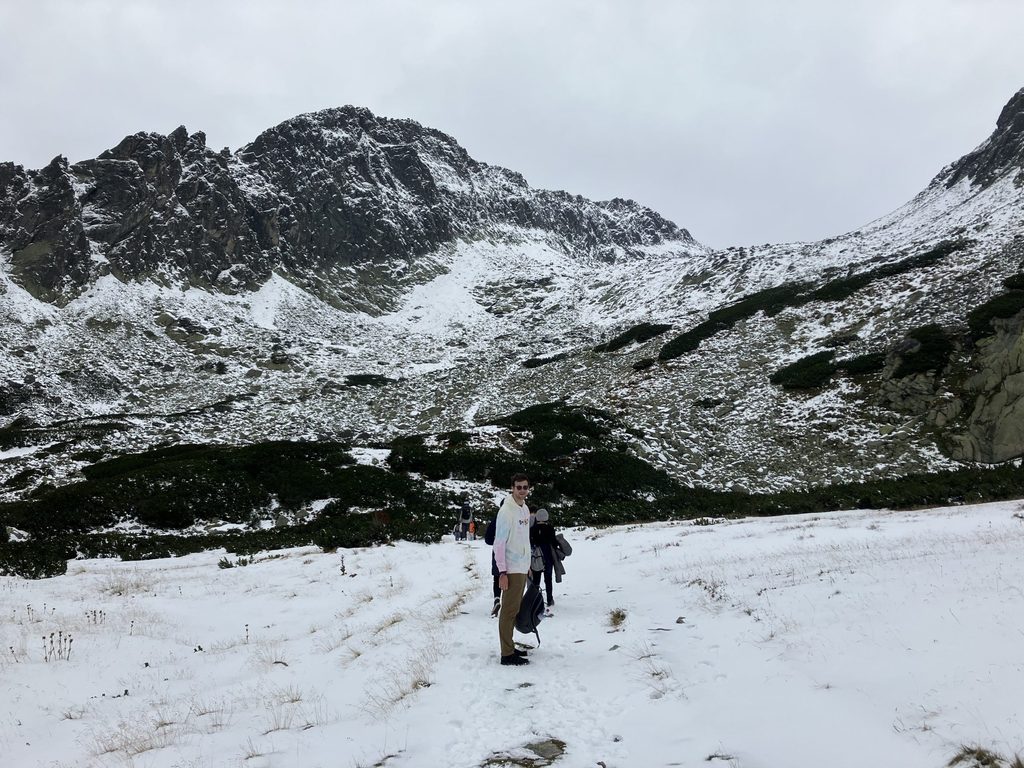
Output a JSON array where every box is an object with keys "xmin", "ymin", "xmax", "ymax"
[{"xmin": 485, "ymin": 473, "xmax": 571, "ymax": 666}]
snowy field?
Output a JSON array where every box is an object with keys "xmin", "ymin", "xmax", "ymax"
[{"xmin": 3, "ymin": 501, "xmax": 1023, "ymax": 768}]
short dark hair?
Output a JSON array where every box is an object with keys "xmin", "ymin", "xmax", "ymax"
[{"xmin": 511, "ymin": 472, "xmax": 529, "ymax": 486}]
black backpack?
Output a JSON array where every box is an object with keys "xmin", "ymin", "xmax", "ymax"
[
  {"xmin": 515, "ymin": 580, "xmax": 546, "ymax": 645},
  {"xmin": 484, "ymin": 512, "xmax": 498, "ymax": 546}
]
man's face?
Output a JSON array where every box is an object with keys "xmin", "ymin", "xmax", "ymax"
[{"xmin": 512, "ymin": 479, "xmax": 530, "ymax": 505}]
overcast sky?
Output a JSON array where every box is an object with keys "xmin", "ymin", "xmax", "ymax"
[{"xmin": 2, "ymin": 1, "xmax": 1022, "ymax": 248}]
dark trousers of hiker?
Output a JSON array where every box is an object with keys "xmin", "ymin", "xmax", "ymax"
[
  {"xmin": 498, "ymin": 573, "xmax": 527, "ymax": 658},
  {"xmin": 491, "ymin": 554, "xmax": 501, "ymax": 600},
  {"xmin": 529, "ymin": 564, "xmax": 553, "ymax": 605}
]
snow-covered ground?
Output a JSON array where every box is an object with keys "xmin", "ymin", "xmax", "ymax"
[{"xmin": 3, "ymin": 501, "xmax": 1023, "ymax": 768}]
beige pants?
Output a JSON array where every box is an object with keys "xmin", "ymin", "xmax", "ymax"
[{"xmin": 498, "ymin": 572, "xmax": 527, "ymax": 658}]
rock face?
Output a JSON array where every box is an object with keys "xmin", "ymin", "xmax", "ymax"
[
  {"xmin": 0, "ymin": 128, "xmax": 270, "ymax": 302},
  {"xmin": 944, "ymin": 311, "xmax": 1024, "ymax": 462},
  {"xmin": 942, "ymin": 86, "xmax": 1024, "ymax": 189},
  {"xmin": 871, "ymin": 305, "xmax": 1024, "ymax": 464},
  {"xmin": 0, "ymin": 107, "xmax": 693, "ymax": 306}
]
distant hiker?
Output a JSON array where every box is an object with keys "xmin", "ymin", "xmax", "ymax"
[
  {"xmin": 529, "ymin": 508, "xmax": 561, "ymax": 608},
  {"xmin": 457, "ymin": 502, "xmax": 473, "ymax": 541},
  {"xmin": 494, "ymin": 473, "xmax": 532, "ymax": 666},
  {"xmin": 468, "ymin": 519, "xmax": 476, "ymax": 540}
]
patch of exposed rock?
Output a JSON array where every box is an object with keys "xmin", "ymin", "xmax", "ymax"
[{"xmin": 944, "ymin": 311, "xmax": 1024, "ymax": 462}]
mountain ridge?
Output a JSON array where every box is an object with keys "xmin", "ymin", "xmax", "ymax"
[
  {"xmin": 942, "ymin": 85, "xmax": 1024, "ymax": 189},
  {"xmin": 3, "ymin": 88, "xmax": 1024, "ymax": 504},
  {"xmin": 0, "ymin": 105, "xmax": 697, "ymax": 308}
]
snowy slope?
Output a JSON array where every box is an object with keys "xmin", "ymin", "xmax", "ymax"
[
  {"xmin": 2, "ymin": 500, "xmax": 1022, "ymax": 767},
  {"xmin": 3, "ymin": 92, "xmax": 1024, "ymax": 498}
]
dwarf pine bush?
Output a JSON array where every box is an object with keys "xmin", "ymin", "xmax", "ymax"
[
  {"xmin": 8, "ymin": 400, "xmax": 1024, "ymax": 578},
  {"xmin": 893, "ymin": 323, "xmax": 955, "ymax": 378},
  {"xmin": 594, "ymin": 322, "xmax": 673, "ymax": 353},
  {"xmin": 769, "ymin": 351, "xmax": 837, "ymax": 390},
  {"xmin": 967, "ymin": 290, "xmax": 1024, "ymax": 341}
]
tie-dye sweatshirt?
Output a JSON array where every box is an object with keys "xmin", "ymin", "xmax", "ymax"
[{"xmin": 492, "ymin": 494, "xmax": 531, "ymax": 574}]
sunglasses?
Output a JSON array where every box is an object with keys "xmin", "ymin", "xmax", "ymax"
[{"xmin": 513, "ymin": 484, "xmax": 530, "ymax": 490}]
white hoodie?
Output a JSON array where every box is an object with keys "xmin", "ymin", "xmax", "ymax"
[{"xmin": 492, "ymin": 494, "xmax": 531, "ymax": 574}]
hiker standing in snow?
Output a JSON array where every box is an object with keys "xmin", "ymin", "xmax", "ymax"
[
  {"xmin": 529, "ymin": 508, "xmax": 560, "ymax": 608},
  {"xmin": 457, "ymin": 502, "xmax": 472, "ymax": 541},
  {"xmin": 494, "ymin": 472, "xmax": 533, "ymax": 666}
]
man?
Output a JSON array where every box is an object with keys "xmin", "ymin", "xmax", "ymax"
[{"xmin": 493, "ymin": 472, "xmax": 533, "ymax": 666}]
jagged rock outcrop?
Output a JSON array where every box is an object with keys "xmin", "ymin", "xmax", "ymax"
[
  {"xmin": 942, "ymin": 86, "xmax": 1024, "ymax": 188},
  {"xmin": 0, "ymin": 107, "xmax": 694, "ymax": 306},
  {"xmin": 872, "ymin": 306, "xmax": 1024, "ymax": 464},
  {"xmin": 943, "ymin": 311, "xmax": 1024, "ymax": 462},
  {"xmin": 237, "ymin": 107, "xmax": 689, "ymax": 269},
  {"xmin": 0, "ymin": 156, "xmax": 91, "ymax": 300},
  {"xmin": 878, "ymin": 370, "xmax": 944, "ymax": 416},
  {"xmin": 0, "ymin": 129, "xmax": 271, "ymax": 302}
]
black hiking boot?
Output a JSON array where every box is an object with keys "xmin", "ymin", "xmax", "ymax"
[
  {"xmin": 490, "ymin": 598, "xmax": 500, "ymax": 618},
  {"xmin": 546, "ymin": 597, "xmax": 554, "ymax": 607},
  {"xmin": 500, "ymin": 654, "xmax": 530, "ymax": 666},
  {"xmin": 513, "ymin": 648, "xmax": 528, "ymax": 657}
]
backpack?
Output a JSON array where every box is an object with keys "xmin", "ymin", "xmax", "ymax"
[
  {"xmin": 484, "ymin": 512, "xmax": 498, "ymax": 546},
  {"xmin": 530, "ymin": 545, "xmax": 544, "ymax": 573},
  {"xmin": 515, "ymin": 580, "xmax": 546, "ymax": 645}
]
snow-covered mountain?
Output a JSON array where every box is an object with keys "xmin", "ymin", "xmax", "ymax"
[
  {"xmin": 0, "ymin": 107, "xmax": 691, "ymax": 307},
  {"xmin": 3, "ymin": 88, "xmax": 1024, "ymax": 500}
]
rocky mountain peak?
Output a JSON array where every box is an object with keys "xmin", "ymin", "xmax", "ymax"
[
  {"xmin": 247, "ymin": 105, "xmax": 473, "ymax": 164},
  {"xmin": 1, "ymin": 106, "xmax": 696, "ymax": 305},
  {"xmin": 995, "ymin": 87, "xmax": 1024, "ymax": 131},
  {"xmin": 942, "ymin": 86, "xmax": 1024, "ymax": 189}
]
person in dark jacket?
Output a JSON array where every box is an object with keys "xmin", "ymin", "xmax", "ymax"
[
  {"xmin": 457, "ymin": 502, "xmax": 473, "ymax": 541},
  {"xmin": 529, "ymin": 508, "xmax": 559, "ymax": 607},
  {"xmin": 490, "ymin": 551, "xmax": 501, "ymax": 617}
]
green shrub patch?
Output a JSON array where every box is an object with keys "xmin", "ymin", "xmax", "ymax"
[
  {"xmin": 967, "ymin": 290, "xmax": 1024, "ymax": 341},
  {"xmin": 344, "ymin": 373, "xmax": 395, "ymax": 387},
  {"xmin": 1002, "ymin": 273, "xmax": 1024, "ymax": 290},
  {"xmin": 659, "ymin": 240, "xmax": 967, "ymax": 361},
  {"xmin": 770, "ymin": 351, "xmax": 837, "ymax": 390},
  {"xmin": 807, "ymin": 240, "xmax": 966, "ymax": 304},
  {"xmin": 6, "ymin": 453, "xmax": 1024, "ymax": 578},
  {"xmin": 1, "ymin": 441, "xmax": 429, "ymax": 540},
  {"xmin": 523, "ymin": 352, "xmax": 571, "ymax": 368},
  {"xmin": 893, "ymin": 324, "xmax": 955, "ymax": 378},
  {"xmin": 659, "ymin": 283, "xmax": 810, "ymax": 361},
  {"xmin": 836, "ymin": 352, "xmax": 888, "ymax": 376},
  {"xmin": 0, "ymin": 538, "xmax": 76, "ymax": 579},
  {"xmin": 594, "ymin": 322, "xmax": 674, "ymax": 353},
  {"xmin": 490, "ymin": 401, "xmax": 614, "ymax": 442},
  {"xmin": 2, "ymin": 441, "xmax": 359, "ymax": 536},
  {"xmin": 8, "ymin": 392, "xmax": 1024, "ymax": 579}
]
